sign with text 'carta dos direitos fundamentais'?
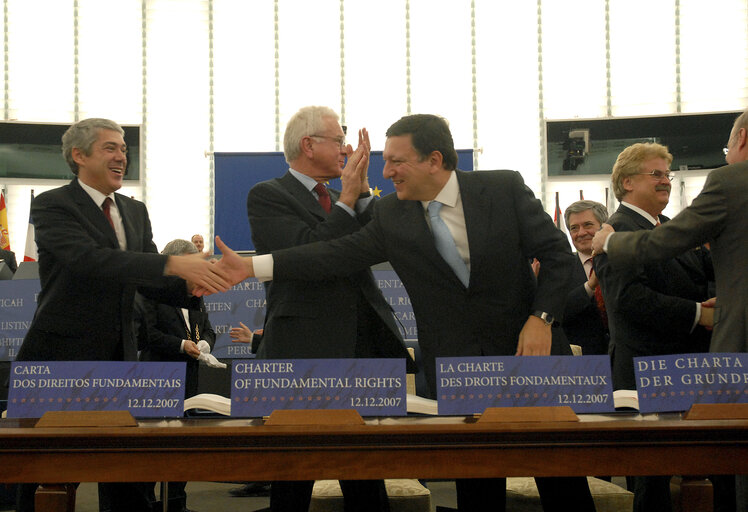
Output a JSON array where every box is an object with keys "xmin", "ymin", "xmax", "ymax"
[
  {"xmin": 231, "ymin": 359, "xmax": 406, "ymax": 417},
  {"xmin": 7, "ymin": 361, "xmax": 186, "ymax": 418},
  {"xmin": 436, "ymin": 356, "xmax": 615, "ymax": 414},
  {"xmin": 634, "ymin": 353, "xmax": 748, "ymax": 413}
]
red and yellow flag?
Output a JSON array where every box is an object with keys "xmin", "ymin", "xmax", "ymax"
[{"xmin": 0, "ymin": 191, "xmax": 11, "ymax": 251}]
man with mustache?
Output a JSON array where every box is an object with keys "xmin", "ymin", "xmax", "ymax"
[{"xmin": 593, "ymin": 142, "xmax": 714, "ymax": 512}]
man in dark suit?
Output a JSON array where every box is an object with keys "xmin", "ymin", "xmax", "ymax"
[
  {"xmin": 214, "ymin": 113, "xmax": 596, "ymax": 512},
  {"xmin": 0, "ymin": 248, "xmax": 17, "ymax": 273},
  {"xmin": 139, "ymin": 239, "xmax": 217, "ymax": 399},
  {"xmin": 561, "ymin": 200, "xmax": 609, "ymax": 356},
  {"xmin": 593, "ymin": 142, "xmax": 714, "ymax": 512},
  {"xmin": 15, "ymin": 118, "xmax": 229, "ymax": 512},
  {"xmin": 247, "ymin": 106, "xmax": 415, "ymax": 512},
  {"xmin": 593, "ymin": 109, "xmax": 748, "ymax": 512}
]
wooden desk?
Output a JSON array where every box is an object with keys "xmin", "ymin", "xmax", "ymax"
[{"xmin": 1, "ymin": 413, "xmax": 746, "ymax": 509}]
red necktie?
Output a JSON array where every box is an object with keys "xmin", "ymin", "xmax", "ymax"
[
  {"xmin": 590, "ymin": 258, "xmax": 608, "ymax": 328},
  {"xmin": 313, "ymin": 183, "xmax": 331, "ymax": 213},
  {"xmin": 101, "ymin": 197, "xmax": 115, "ymax": 231}
]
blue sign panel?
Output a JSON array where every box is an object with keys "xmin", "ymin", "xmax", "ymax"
[
  {"xmin": 7, "ymin": 361, "xmax": 186, "ymax": 418},
  {"xmin": 0, "ymin": 279, "xmax": 40, "ymax": 361},
  {"xmin": 634, "ymin": 353, "xmax": 748, "ymax": 413},
  {"xmin": 371, "ymin": 269, "xmax": 416, "ymax": 340},
  {"xmin": 436, "ymin": 356, "xmax": 615, "ymax": 414},
  {"xmin": 205, "ymin": 278, "xmax": 265, "ymax": 359},
  {"xmin": 231, "ymin": 358, "xmax": 406, "ymax": 417}
]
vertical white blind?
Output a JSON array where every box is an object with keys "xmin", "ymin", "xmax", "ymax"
[
  {"xmin": 541, "ymin": 0, "xmax": 608, "ymax": 120},
  {"xmin": 144, "ymin": 0, "xmax": 211, "ymax": 251},
  {"xmin": 213, "ymin": 0, "xmax": 276, "ymax": 152},
  {"xmin": 6, "ymin": 0, "xmax": 74, "ymax": 121},
  {"xmin": 679, "ymin": 0, "xmax": 748, "ymax": 113},
  {"xmin": 77, "ymin": 0, "xmax": 142, "ymax": 123},
  {"xmin": 608, "ymin": 0, "xmax": 677, "ymax": 116}
]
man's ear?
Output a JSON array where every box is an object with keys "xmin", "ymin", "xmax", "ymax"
[
  {"xmin": 71, "ymin": 147, "xmax": 86, "ymax": 167},
  {"xmin": 738, "ymin": 127, "xmax": 748, "ymax": 151},
  {"xmin": 622, "ymin": 176, "xmax": 634, "ymax": 193},
  {"xmin": 300, "ymin": 137, "xmax": 314, "ymax": 159},
  {"xmin": 428, "ymin": 150, "xmax": 444, "ymax": 172}
]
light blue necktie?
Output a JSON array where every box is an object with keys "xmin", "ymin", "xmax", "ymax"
[{"xmin": 427, "ymin": 201, "xmax": 469, "ymax": 287}]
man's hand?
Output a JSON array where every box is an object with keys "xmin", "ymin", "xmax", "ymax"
[
  {"xmin": 338, "ymin": 129, "xmax": 371, "ymax": 207},
  {"xmin": 193, "ymin": 236, "xmax": 255, "ymax": 296},
  {"xmin": 515, "ymin": 315, "xmax": 552, "ymax": 356},
  {"xmin": 164, "ymin": 252, "xmax": 229, "ymax": 295},
  {"xmin": 183, "ymin": 340, "xmax": 201, "ymax": 359},
  {"xmin": 588, "ymin": 268, "xmax": 599, "ymax": 290},
  {"xmin": 699, "ymin": 297, "xmax": 716, "ymax": 330},
  {"xmin": 591, "ymin": 223, "xmax": 615, "ymax": 255},
  {"xmin": 229, "ymin": 322, "xmax": 254, "ymax": 343}
]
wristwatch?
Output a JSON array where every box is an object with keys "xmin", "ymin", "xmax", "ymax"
[
  {"xmin": 359, "ymin": 189, "xmax": 372, "ymax": 199},
  {"xmin": 531, "ymin": 311, "xmax": 555, "ymax": 326}
]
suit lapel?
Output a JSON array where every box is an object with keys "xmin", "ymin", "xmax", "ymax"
[
  {"xmin": 278, "ymin": 172, "xmax": 329, "ymax": 218},
  {"xmin": 115, "ymin": 195, "xmax": 139, "ymax": 251},
  {"xmin": 457, "ymin": 171, "xmax": 489, "ymax": 283},
  {"xmin": 618, "ymin": 204, "xmax": 656, "ymax": 231},
  {"xmin": 69, "ymin": 179, "xmax": 119, "ymax": 249}
]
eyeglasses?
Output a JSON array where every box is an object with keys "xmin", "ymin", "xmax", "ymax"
[
  {"xmin": 310, "ymin": 134, "xmax": 346, "ymax": 149},
  {"xmin": 637, "ymin": 170, "xmax": 674, "ymax": 181}
]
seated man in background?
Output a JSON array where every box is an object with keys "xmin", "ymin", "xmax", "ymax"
[{"xmin": 561, "ymin": 200, "xmax": 609, "ymax": 355}]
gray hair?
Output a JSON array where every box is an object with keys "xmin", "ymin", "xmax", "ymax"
[
  {"xmin": 283, "ymin": 106, "xmax": 339, "ymax": 163},
  {"xmin": 729, "ymin": 108, "xmax": 748, "ymax": 145},
  {"xmin": 564, "ymin": 200, "xmax": 608, "ymax": 230},
  {"xmin": 161, "ymin": 239, "xmax": 199, "ymax": 256},
  {"xmin": 62, "ymin": 118, "xmax": 124, "ymax": 174}
]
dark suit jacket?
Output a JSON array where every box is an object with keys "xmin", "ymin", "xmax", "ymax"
[
  {"xmin": 248, "ymin": 171, "xmax": 415, "ymax": 371},
  {"xmin": 17, "ymin": 178, "xmax": 194, "ymax": 363},
  {"xmin": 595, "ymin": 204, "xmax": 712, "ymax": 390},
  {"xmin": 561, "ymin": 255, "xmax": 609, "ymax": 355},
  {"xmin": 0, "ymin": 249, "xmax": 17, "ymax": 273},
  {"xmin": 606, "ymin": 162, "xmax": 748, "ymax": 353},
  {"xmin": 270, "ymin": 170, "xmax": 575, "ymax": 396},
  {"xmin": 138, "ymin": 296, "xmax": 216, "ymax": 398}
]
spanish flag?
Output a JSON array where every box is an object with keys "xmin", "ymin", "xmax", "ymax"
[{"xmin": 0, "ymin": 190, "xmax": 10, "ymax": 251}]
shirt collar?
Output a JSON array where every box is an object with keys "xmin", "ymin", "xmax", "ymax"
[
  {"xmin": 289, "ymin": 168, "xmax": 320, "ymax": 192},
  {"xmin": 78, "ymin": 179, "xmax": 116, "ymax": 208},
  {"xmin": 421, "ymin": 171, "xmax": 459, "ymax": 211},
  {"xmin": 621, "ymin": 201, "xmax": 659, "ymax": 226}
]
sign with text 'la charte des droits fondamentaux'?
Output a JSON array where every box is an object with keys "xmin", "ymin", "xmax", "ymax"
[
  {"xmin": 633, "ymin": 353, "xmax": 748, "ymax": 413},
  {"xmin": 231, "ymin": 358, "xmax": 407, "ymax": 417},
  {"xmin": 7, "ymin": 361, "xmax": 186, "ymax": 418},
  {"xmin": 436, "ymin": 355, "xmax": 615, "ymax": 414}
]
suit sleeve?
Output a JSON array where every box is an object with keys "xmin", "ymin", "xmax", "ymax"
[
  {"xmin": 596, "ymin": 222, "xmax": 697, "ymax": 337},
  {"xmin": 563, "ymin": 282, "xmax": 596, "ymax": 323},
  {"xmin": 510, "ymin": 172, "xmax": 575, "ymax": 318},
  {"xmin": 608, "ymin": 171, "xmax": 727, "ymax": 266},
  {"xmin": 141, "ymin": 299, "xmax": 185, "ymax": 356},
  {"xmin": 32, "ymin": 191, "xmax": 167, "ymax": 282},
  {"xmin": 248, "ymin": 181, "xmax": 371, "ymax": 252}
]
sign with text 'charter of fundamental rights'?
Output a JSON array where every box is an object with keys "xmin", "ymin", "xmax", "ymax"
[
  {"xmin": 231, "ymin": 359, "xmax": 407, "ymax": 417},
  {"xmin": 7, "ymin": 362, "xmax": 186, "ymax": 418},
  {"xmin": 436, "ymin": 356, "xmax": 615, "ymax": 414},
  {"xmin": 634, "ymin": 353, "xmax": 748, "ymax": 413}
]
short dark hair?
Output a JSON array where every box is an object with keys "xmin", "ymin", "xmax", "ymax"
[{"xmin": 385, "ymin": 114, "xmax": 458, "ymax": 171}]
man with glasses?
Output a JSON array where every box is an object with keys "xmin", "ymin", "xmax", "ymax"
[
  {"xmin": 593, "ymin": 109, "xmax": 748, "ymax": 512},
  {"xmin": 593, "ymin": 142, "xmax": 714, "ymax": 512},
  {"xmin": 245, "ymin": 105, "xmax": 414, "ymax": 512}
]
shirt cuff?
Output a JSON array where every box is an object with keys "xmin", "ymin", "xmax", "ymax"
[
  {"xmin": 602, "ymin": 232, "xmax": 613, "ymax": 253},
  {"xmin": 691, "ymin": 302, "xmax": 701, "ymax": 332},
  {"xmin": 253, "ymin": 254, "xmax": 274, "ymax": 282},
  {"xmin": 335, "ymin": 201, "xmax": 356, "ymax": 217}
]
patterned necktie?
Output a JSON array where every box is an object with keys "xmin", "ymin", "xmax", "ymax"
[
  {"xmin": 427, "ymin": 201, "xmax": 469, "ymax": 287},
  {"xmin": 313, "ymin": 183, "xmax": 331, "ymax": 213},
  {"xmin": 101, "ymin": 197, "xmax": 115, "ymax": 231},
  {"xmin": 590, "ymin": 257, "xmax": 608, "ymax": 328}
]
